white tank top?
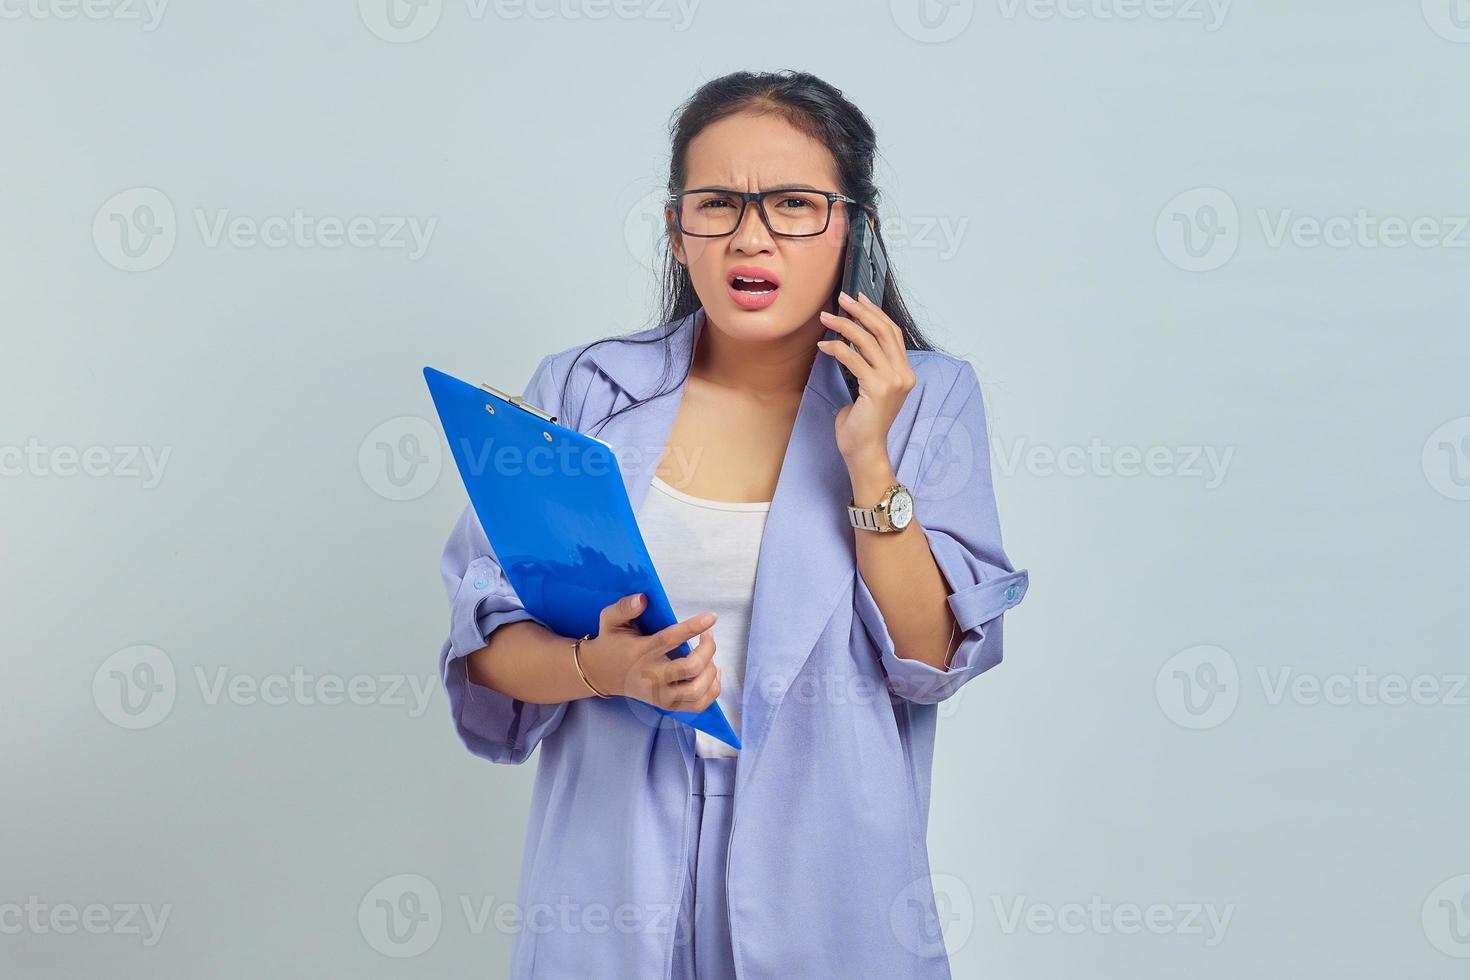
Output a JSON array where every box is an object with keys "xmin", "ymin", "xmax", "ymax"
[{"xmin": 636, "ymin": 474, "xmax": 771, "ymax": 758}]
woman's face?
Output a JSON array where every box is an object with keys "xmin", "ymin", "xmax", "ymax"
[{"xmin": 667, "ymin": 110, "xmax": 850, "ymax": 343}]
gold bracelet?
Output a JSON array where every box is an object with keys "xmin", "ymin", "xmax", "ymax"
[{"xmin": 572, "ymin": 633, "xmax": 610, "ymax": 698}]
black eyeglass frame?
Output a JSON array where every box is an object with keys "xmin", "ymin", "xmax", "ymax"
[{"xmin": 666, "ymin": 186, "xmax": 864, "ymax": 239}]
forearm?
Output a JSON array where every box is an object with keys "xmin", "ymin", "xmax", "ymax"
[
  {"xmin": 467, "ymin": 620, "xmax": 600, "ymax": 705},
  {"xmin": 848, "ymin": 453, "xmax": 960, "ymax": 672}
]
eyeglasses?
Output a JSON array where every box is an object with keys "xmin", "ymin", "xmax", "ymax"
[{"xmin": 667, "ymin": 186, "xmax": 861, "ymax": 238}]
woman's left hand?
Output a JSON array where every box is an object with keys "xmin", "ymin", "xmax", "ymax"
[{"xmin": 817, "ymin": 290, "xmax": 916, "ymax": 466}]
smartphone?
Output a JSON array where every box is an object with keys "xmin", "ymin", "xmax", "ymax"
[{"xmin": 836, "ymin": 210, "xmax": 889, "ymax": 312}]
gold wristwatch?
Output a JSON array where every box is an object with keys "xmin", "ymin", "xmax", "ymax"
[{"xmin": 847, "ymin": 483, "xmax": 914, "ymax": 533}]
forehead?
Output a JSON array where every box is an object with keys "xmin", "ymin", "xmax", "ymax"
[{"xmin": 683, "ymin": 110, "xmax": 840, "ymax": 189}]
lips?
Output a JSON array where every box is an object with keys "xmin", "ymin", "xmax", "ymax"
[
  {"xmin": 726, "ymin": 266, "xmax": 781, "ymax": 310},
  {"xmin": 727, "ymin": 266, "xmax": 781, "ymax": 292}
]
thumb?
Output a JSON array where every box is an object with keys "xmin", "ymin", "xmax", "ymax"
[{"xmin": 602, "ymin": 592, "xmax": 646, "ymax": 630}]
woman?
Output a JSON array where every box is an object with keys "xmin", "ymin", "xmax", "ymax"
[{"xmin": 436, "ymin": 70, "xmax": 1028, "ymax": 980}]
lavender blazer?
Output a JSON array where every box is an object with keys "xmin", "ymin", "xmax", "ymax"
[{"xmin": 436, "ymin": 307, "xmax": 1028, "ymax": 979}]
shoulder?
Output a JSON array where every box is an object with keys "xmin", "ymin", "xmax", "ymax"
[{"xmin": 906, "ymin": 349, "xmax": 981, "ymax": 408}]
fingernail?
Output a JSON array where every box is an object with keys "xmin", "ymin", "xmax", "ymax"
[
  {"xmin": 629, "ymin": 593, "xmax": 643, "ymax": 607},
  {"xmin": 700, "ymin": 612, "xmax": 716, "ymax": 625},
  {"xmin": 816, "ymin": 340, "xmax": 829, "ymax": 349},
  {"xmin": 857, "ymin": 290, "xmax": 868, "ymax": 304}
]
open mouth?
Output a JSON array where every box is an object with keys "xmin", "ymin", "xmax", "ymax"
[
  {"xmin": 727, "ymin": 267, "xmax": 781, "ymax": 295},
  {"xmin": 730, "ymin": 275, "xmax": 778, "ymax": 295}
]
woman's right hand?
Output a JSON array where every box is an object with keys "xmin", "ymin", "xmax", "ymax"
[{"xmin": 579, "ymin": 593, "xmax": 722, "ymax": 712}]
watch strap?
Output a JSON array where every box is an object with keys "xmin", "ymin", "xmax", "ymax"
[{"xmin": 848, "ymin": 503, "xmax": 882, "ymax": 531}]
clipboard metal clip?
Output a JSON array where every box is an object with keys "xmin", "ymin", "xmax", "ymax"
[{"xmin": 478, "ymin": 382, "xmax": 558, "ymax": 425}]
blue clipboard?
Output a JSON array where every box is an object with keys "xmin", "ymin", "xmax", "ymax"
[{"xmin": 423, "ymin": 365, "xmax": 741, "ymax": 752}]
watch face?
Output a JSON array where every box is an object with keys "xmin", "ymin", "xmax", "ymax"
[{"xmin": 889, "ymin": 488, "xmax": 914, "ymax": 529}]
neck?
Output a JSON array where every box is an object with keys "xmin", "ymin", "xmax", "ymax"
[{"xmin": 692, "ymin": 311, "xmax": 825, "ymax": 401}]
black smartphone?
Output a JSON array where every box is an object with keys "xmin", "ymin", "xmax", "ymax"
[{"xmin": 836, "ymin": 210, "xmax": 889, "ymax": 312}]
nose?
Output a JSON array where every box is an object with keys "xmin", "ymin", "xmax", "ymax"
[{"xmin": 730, "ymin": 197, "xmax": 775, "ymax": 254}]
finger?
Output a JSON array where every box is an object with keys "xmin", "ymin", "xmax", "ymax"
[
  {"xmin": 599, "ymin": 592, "xmax": 646, "ymax": 631},
  {"xmin": 854, "ymin": 289, "xmax": 906, "ymax": 359},
  {"xmin": 816, "ymin": 333, "xmax": 878, "ymax": 385},
  {"xmin": 666, "ymin": 660, "xmax": 720, "ymax": 710},
  {"xmin": 659, "ymin": 628, "xmax": 716, "ymax": 684},
  {"xmin": 644, "ymin": 611, "xmax": 717, "ymax": 660},
  {"xmin": 842, "ymin": 289, "xmax": 904, "ymax": 365},
  {"xmin": 819, "ymin": 309, "xmax": 885, "ymax": 368}
]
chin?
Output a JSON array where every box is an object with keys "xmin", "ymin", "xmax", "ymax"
[{"xmin": 716, "ymin": 304, "xmax": 817, "ymax": 343}]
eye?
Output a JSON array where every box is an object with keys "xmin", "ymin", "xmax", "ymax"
[{"xmin": 773, "ymin": 196, "xmax": 812, "ymax": 210}]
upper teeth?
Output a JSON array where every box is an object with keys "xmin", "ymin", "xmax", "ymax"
[{"xmin": 735, "ymin": 275, "xmax": 768, "ymax": 284}]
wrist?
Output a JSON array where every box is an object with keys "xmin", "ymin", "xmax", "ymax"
[
  {"xmin": 847, "ymin": 453, "xmax": 898, "ymax": 504},
  {"xmin": 575, "ymin": 634, "xmax": 623, "ymax": 699}
]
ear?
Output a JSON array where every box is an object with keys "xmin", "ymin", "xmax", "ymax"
[{"xmin": 666, "ymin": 207, "xmax": 686, "ymax": 266}]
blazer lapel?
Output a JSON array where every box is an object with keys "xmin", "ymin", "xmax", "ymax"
[{"xmin": 587, "ymin": 308, "xmax": 858, "ymax": 768}]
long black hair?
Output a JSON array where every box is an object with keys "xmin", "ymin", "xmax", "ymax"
[{"xmin": 563, "ymin": 69, "xmax": 949, "ymax": 435}]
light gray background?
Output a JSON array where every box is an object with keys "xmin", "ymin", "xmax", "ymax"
[{"xmin": 3, "ymin": 2, "xmax": 1468, "ymax": 977}]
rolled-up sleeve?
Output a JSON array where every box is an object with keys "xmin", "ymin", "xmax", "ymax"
[
  {"xmin": 855, "ymin": 359, "xmax": 1029, "ymax": 705},
  {"xmin": 436, "ymin": 353, "xmax": 570, "ymax": 764}
]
